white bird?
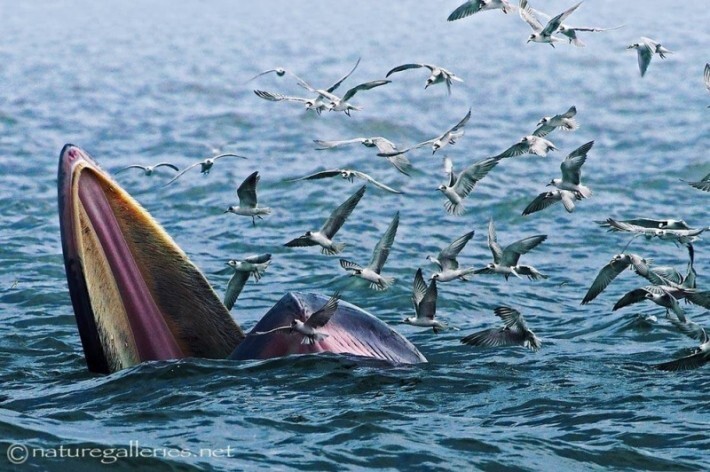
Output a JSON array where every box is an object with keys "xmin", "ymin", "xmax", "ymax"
[
  {"xmin": 519, "ymin": 0, "xmax": 582, "ymax": 47},
  {"xmin": 246, "ymin": 67, "xmax": 294, "ymax": 82},
  {"xmin": 340, "ymin": 212, "xmax": 399, "ymax": 291},
  {"xmin": 437, "ymin": 156, "xmax": 500, "ymax": 215},
  {"xmin": 286, "ymin": 168, "xmax": 402, "ymax": 194},
  {"xmin": 427, "ymin": 230, "xmax": 476, "ymax": 282},
  {"xmin": 627, "ymin": 37, "xmax": 671, "ymax": 77},
  {"xmin": 253, "ymin": 89, "xmax": 329, "ymax": 114},
  {"xmin": 461, "ymin": 306, "xmax": 541, "ymax": 351},
  {"xmin": 313, "ymin": 137, "xmax": 412, "ymax": 176},
  {"xmin": 527, "ymin": 6, "xmax": 623, "ymax": 47},
  {"xmin": 474, "ymin": 219, "xmax": 548, "ymax": 280},
  {"xmin": 547, "ymin": 140, "xmax": 594, "ymax": 198},
  {"xmin": 223, "ymin": 254, "xmax": 272, "ymax": 311},
  {"xmin": 403, "ymin": 269, "xmax": 446, "ymax": 333},
  {"xmin": 655, "ymin": 316, "xmax": 710, "ymax": 371},
  {"xmin": 492, "ymin": 135, "xmax": 557, "ymax": 158},
  {"xmin": 599, "ymin": 218, "xmax": 706, "ymax": 246},
  {"xmin": 681, "ymin": 173, "xmax": 710, "ymax": 192},
  {"xmin": 117, "ymin": 162, "xmax": 179, "ymax": 176},
  {"xmin": 522, "ymin": 189, "xmax": 581, "ymax": 215},
  {"xmin": 284, "ymin": 185, "xmax": 365, "ymax": 255},
  {"xmin": 165, "ymin": 153, "xmax": 247, "ymax": 185},
  {"xmin": 613, "ymin": 286, "xmax": 688, "ymax": 322},
  {"xmin": 385, "ymin": 63, "xmax": 463, "ymax": 94},
  {"xmin": 252, "ymin": 293, "xmax": 341, "ymax": 345},
  {"xmin": 301, "ymin": 79, "xmax": 391, "ymax": 116},
  {"xmin": 447, "ymin": 0, "xmax": 515, "ymax": 21},
  {"xmin": 581, "ymin": 253, "xmax": 651, "ymax": 304},
  {"xmin": 224, "ymin": 171, "xmax": 272, "ymax": 226},
  {"xmin": 533, "ymin": 106, "xmax": 579, "ymax": 137},
  {"xmin": 379, "ymin": 109, "xmax": 472, "ymax": 157}
]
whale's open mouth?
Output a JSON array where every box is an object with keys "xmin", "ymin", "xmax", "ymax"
[{"xmin": 58, "ymin": 145, "xmax": 244, "ymax": 373}]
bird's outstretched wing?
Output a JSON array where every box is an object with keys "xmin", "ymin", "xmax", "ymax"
[
  {"xmin": 522, "ymin": 191, "xmax": 562, "ymax": 216},
  {"xmin": 254, "ymin": 90, "xmax": 312, "ymax": 103},
  {"xmin": 351, "ymin": 171, "xmax": 402, "ymax": 194},
  {"xmin": 305, "ymin": 293, "xmax": 341, "ymax": 329},
  {"xmin": 313, "ymin": 138, "xmax": 367, "ymax": 150},
  {"xmin": 286, "ymin": 169, "xmax": 343, "ymax": 182},
  {"xmin": 224, "ymin": 271, "xmax": 250, "ymax": 311},
  {"xmin": 154, "ymin": 163, "xmax": 180, "ymax": 171},
  {"xmin": 326, "ymin": 57, "xmax": 361, "ymax": 93},
  {"xmin": 412, "ymin": 268, "xmax": 428, "ymax": 313},
  {"xmin": 542, "ymin": 2, "xmax": 581, "ymax": 36},
  {"xmin": 501, "ymin": 235, "xmax": 547, "ymax": 267},
  {"xmin": 487, "ymin": 219, "xmax": 504, "ymax": 263},
  {"xmin": 519, "ymin": 0, "xmax": 544, "ymax": 32},
  {"xmin": 447, "ymin": 0, "xmax": 484, "ymax": 22},
  {"xmin": 320, "ymin": 185, "xmax": 366, "ymax": 238},
  {"xmin": 341, "ymin": 80, "xmax": 391, "ymax": 102},
  {"xmin": 438, "ymin": 231, "xmax": 475, "ymax": 270},
  {"xmin": 237, "ymin": 171, "xmax": 260, "ymax": 207},
  {"xmin": 385, "ymin": 63, "xmax": 432, "ymax": 77},
  {"xmin": 582, "ymin": 255, "xmax": 634, "ymax": 304},
  {"xmin": 367, "ymin": 212, "xmax": 399, "ymax": 273},
  {"xmin": 452, "ymin": 157, "xmax": 500, "ymax": 198},
  {"xmin": 284, "ymin": 236, "xmax": 318, "ymax": 247},
  {"xmin": 164, "ymin": 161, "xmax": 202, "ymax": 185},
  {"xmin": 560, "ymin": 141, "xmax": 594, "ymax": 184}
]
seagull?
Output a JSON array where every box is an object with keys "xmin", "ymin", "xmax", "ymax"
[
  {"xmin": 340, "ymin": 212, "xmax": 399, "ymax": 291},
  {"xmin": 223, "ymin": 254, "xmax": 272, "ymax": 311},
  {"xmin": 437, "ymin": 156, "xmax": 500, "ymax": 215},
  {"xmin": 533, "ymin": 106, "xmax": 579, "ymax": 137},
  {"xmin": 519, "ymin": 0, "xmax": 582, "ymax": 47},
  {"xmin": 681, "ymin": 173, "xmax": 710, "ymax": 192},
  {"xmin": 224, "ymin": 171, "xmax": 272, "ymax": 226},
  {"xmin": 117, "ymin": 163, "xmax": 179, "ymax": 176},
  {"xmin": 379, "ymin": 109, "xmax": 472, "ymax": 157},
  {"xmin": 492, "ymin": 135, "xmax": 557, "ymax": 159},
  {"xmin": 284, "ymin": 185, "xmax": 365, "ymax": 255},
  {"xmin": 427, "ymin": 230, "xmax": 476, "ymax": 282},
  {"xmin": 447, "ymin": 0, "xmax": 515, "ymax": 21},
  {"xmin": 403, "ymin": 269, "xmax": 446, "ymax": 333},
  {"xmin": 385, "ymin": 63, "xmax": 463, "ymax": 94},
  {"xmin": 253, "ymin": 90, "xmax": 329, "ymax": 114},
  {"xmin": 313, "ymin": 137, "xmax": 413, "ymax": 176},
  {"xmin": 287, "ymin": 168, "xmax": 402, "ymax": 194},
  {"xmin": 474, "ymin": 219, "xmax": 548, "ymax": 280},
  {"xmin": 251, "ymin": 293, "xmax": 341, "ymax": 345},
  {"xmin": 526, "ymin": 6, "xmax": 623, "ymax": 47},
  {"xmin": 654, "ymin": 315, "xmax": 710, "ymax": 371},
  {"xmin": 461, "ymin": 306, "xmax": 541, "ymax": 351},
  {"xmin": 613, "ymin": 286, "xmax": 688, "ymax": 322},
  {"xmin": 164, "ymin": 153, "xmax": 247, "ymax": 185},
  {"xmin": 246, "ymin": 67, "xmax": 298, "ymax": 83},
  {"xmin": 599, "ymin": 218, "xmax": 706, "ymax": 246},
  {"xmin": 581, "ymin": 253, "xmax": 651, "ymax": 304},
  {"xmin": 627, "ymin": 37, "xmax": 671, "ymax": 77},
  {"xmin": 301, "ymin": 79, "xmax": 392, "ymax": 116},
  {"xmin": 547, "ymin": 140, "xmax": 594, "ymax": 198},
  {"xmin": 522, "ymin": 189, "xmax": 581, "ymax": 215}
]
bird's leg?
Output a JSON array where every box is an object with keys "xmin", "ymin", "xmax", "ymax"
[
  {"xmin": 549, "ymin": 43, "xmax": 556, "ymax": 49},
  {"xmin": 252, "ymin": 216, "xmax": 256, "ymax": 227}
]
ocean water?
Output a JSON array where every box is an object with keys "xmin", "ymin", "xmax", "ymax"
[{"xmin": 1, "ymin": 0, "xmax": 709, "ymax": 470}]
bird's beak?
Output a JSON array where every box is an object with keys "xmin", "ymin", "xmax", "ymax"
[{"xmin": 545, "ymin": 182, "xmax": 552, "ymax": 187}]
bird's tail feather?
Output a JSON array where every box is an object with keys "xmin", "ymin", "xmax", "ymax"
[
  {"xmin": 323, "ymin": 243, "xmax": 345, "ymax": 255},
  {"xmin": 386, "ymin": 154, "xmax": 412, "ymax": 176},
  {"xmin": 371, "ymin": 276, "xmax": 395, "ymax": 291},
  {"xmin": 444, "ymin": 201, "xmax": 465, "ymax": 216}
]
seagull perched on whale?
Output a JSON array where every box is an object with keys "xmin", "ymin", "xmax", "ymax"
[
  {"xmin": 117, "ymin": 162, "xmax": 179, "ymax": 176},
  {"xmin": 223, "ymin": 254, "xmax": 272, "ymax": 311},
  {"xmin": 340, "ymin": 212, "xmax": 399, "ymax": 291},
  {"xmin": 385, "ymin": 63, "xmax": 463, "ymax": 94},
  {"xmin": 251, "ymin": 293, "xmax": 341, "ymax": 345},
  {"xmin": 474, "ymin": 219, "xmax": 548, "ymax": 280},
  {"xmin": 313, "ymin": 137, "xmax": 412, "ymax": 176},
  {"xmin": 165, "ymin": 153, "xmax": 247, "ymax": 185},
  {"xmin": 284, "ymin": 186, "xmax": 366, "ymax": 255},
  {"xmin": 224, "ymin": 171, "xmax": 272, "ymax": 226},
  {"xmin": 403, "ymin": 269, "xmax": 446, "ymax": 333},
  {"xmin": 461, "ymin": 306, "xmax": 541, "ymax": 351},
  {"xmin": 287, "ymin": 168, "xmax": 402, "ymax": 194}
]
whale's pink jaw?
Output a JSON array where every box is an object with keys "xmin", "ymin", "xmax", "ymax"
[{"xmin": 58, "ymin": 145, "xmax": 243, "ymax": 373}]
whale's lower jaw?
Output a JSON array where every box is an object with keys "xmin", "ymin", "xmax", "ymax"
[
  {"xmin": 58, "ymin": 144, "xmax": 426, "ymax": 373},
  {"xmin": 231, "ymin": 292, "xmax": 427, "ymax": 365}
]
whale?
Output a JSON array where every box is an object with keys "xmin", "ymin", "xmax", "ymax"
[{"xmin": 58, "ymin": 144, "xmax": 426, "ymax": 373}]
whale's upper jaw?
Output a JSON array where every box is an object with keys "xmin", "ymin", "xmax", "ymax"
[{"xmin": 58, "ymin": 145, "xmax": 244, "ymax": 373}]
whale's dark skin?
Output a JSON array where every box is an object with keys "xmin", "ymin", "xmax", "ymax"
[{"xmin": 58, "ymin": 144, "xmax": 426, "ymax": 373}]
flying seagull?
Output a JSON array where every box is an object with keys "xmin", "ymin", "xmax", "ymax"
[
  {"xmin": 165, "ymin": 153, "xmax": 247, "ymax": 185},
  {"xmin": 340, "ymin": 212, "xmax": 399, "ymax": 290},
  {"xmin": 385, "ymin": 63, "xmax": 463, "ymax": 94},
  {"xmin": 548, "ymin": 140, "xmax": 594, "ymax": 197},
  {"xmin": 117, "ymin": 163, "xmax": 179, "ymax": 176},
  {"xmin": 681, "ymin": 173, "xmax": 710, "ymax": 192},
  {"xmin": 298, "ymin": 76, "xmax": 391, "ymax": 116},
  {"xmin": 403, "ymin": 269, "xmax": 446, "ymax": 333},
  {"xmin": 437, "ymin": 156, "xmax": 500, "ymax": 215},
  {"xmin": 461, "ymin": 306, "xmax": 541, "ymax": 351},
  {"xmin": 474, "ymin": 219, "xmax": 548, "ymax": 280},
  {"xmin": 223, "ymin": 254, "xmax": 272, "ymax": 311},
  {"xmin": 379, "ymin": 108, "xmax": 472, "ymax": 156},
  {"xmin": 313, "ymin": 137, "xmax": 412, "ymax": 176},
  {"xmin": 287, "ymin": 168, "xmax": 402, "ymax": 194},
  {"xmin": 492, "ymin": 135, "xmax": 557, "ymax": 159},
  {"xmin": 581, "ymin": 253, "xmax": 651, "ymax": 304},
  {"xmin": 251, "ymin": 293, "xmax": 341, "ymax": 345},
  {"xmin": 519, "ymin": 0, "xmax": 582, "ymax": 47},
  {"xmin": 627, "ymin": 37, "xmax": 671, "ymax": 77},
  {"xmin": 526, "ymin": 6, "xmax": 623, "ymax": 47},
  {"xmin": 224, "ymin": 171, "xmax": 272, "ymax": 226},
  {"xmin": 654, "ymin": 315, "xmax": 710, "ymax": 372},
  {"xmin": 598, "ymin": 218, "xmax": 706, "ymax": 246},
  {"xmin": 533, "ymin": 106, "xmax": 579, "ymax": 137},
  {"xmin": 245, "ymin": 67, "xmax": 307, "ymax": 83},
  {"xmin": 284, "ymin": 185, "xmax": 366, "ymax": 255},
  {"xmin": 447, "ymin": 0, "xmax": 514, "ymax": 21},
  {"xmin": 522, "ymin": 189, "xmax": 581, "ymax": 215},
  {"xmin": 253, "ymin": 89, "xmax": 329, "ymax": 114},
  {"xmin": 427, "ymin": 230, "xmax": 476, "ymax": 282}
]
